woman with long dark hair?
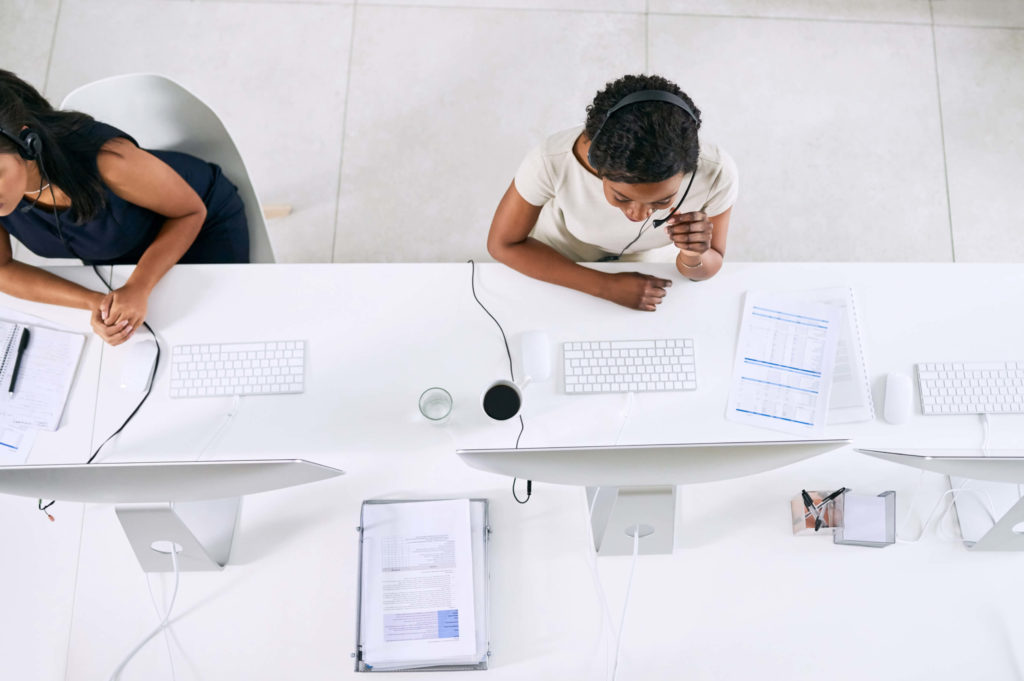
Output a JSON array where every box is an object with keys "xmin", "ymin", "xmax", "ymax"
[{"xmin": 0, "ymin": 70, "xmax": 249, "ymax": 345}]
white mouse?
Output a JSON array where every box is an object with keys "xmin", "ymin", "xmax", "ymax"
[
  {"xmin": 519, "ymin": 330, "xmax": 552, "ymax": 383},
  {"xmin": 120, "ymin": 339, "xmax": 158, "ymax": 392},
  {"xmin": 883, "ymin": 371, "xmax": 913, "ymax": 424}
]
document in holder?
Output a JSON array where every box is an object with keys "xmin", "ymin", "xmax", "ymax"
[
  {"xmin": 785, "ymin": 287, "xmax": 875, "ymax": 424},
  {"xmin": 0, "ymin": 320, "xmax": 85, "ymax": 431},
  {"xmin": 726, "ymin": 292, "xmax": 842, "ymax": 434},
  {"xmin": 356, "ymin": 499, "xmax": 490, "ymax": 672}
]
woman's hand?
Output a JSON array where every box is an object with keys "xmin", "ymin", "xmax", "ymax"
[
  {"xmin": 601, "ymin": 272, "xmax": 673, "ymax": 311},
  {"xmin": 665, "ymin": 211, "xmax": 713, "ymax": 258},
  {"xmin": 90, "ymin": 306, "xmax": 133, "ymax": 346},
  {"xmin": 91, "ymin": 283, "xmax": 151, "ymax": 345}
]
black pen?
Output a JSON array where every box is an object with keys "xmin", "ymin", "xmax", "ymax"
[
  {"xmin": 801, "ymin": 489, "xmax": 821, "ymax": 530},
  {"xmin": 819, "ymin": 487, "xmax": 847, "ymax": 507},
  {"xmin": 8, "ymin": 328, "xmax": 30, "ymax": 394}
]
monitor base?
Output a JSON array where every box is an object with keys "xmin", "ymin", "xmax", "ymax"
[
  {"xmin": 115, "ymin": 497, "xmax": 241, "ymax": 571},
  {"xmin": 587, "ymin": 486, "xmax": 675, "ymax": 556}
]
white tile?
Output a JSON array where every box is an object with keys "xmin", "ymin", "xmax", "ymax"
[
  {"xmin": 936, "ymin": 26, "xmax": 1024, "ymax": 262},
  {"xmin": 46, "ymin": 0, "xmax": 354, "ymax": 263},
  {"xmin": 359, "ymin": 0, "xmax": 644, "ymax": 11},
  {"xmin": 650, "ymin": 15, "xmax": 951, "ymax": 262},
  {"xmin": 335, "ymin": 6, "xmax": 645, "ymax": 263},
  {"xmin": 649, "ymin": 0, "xmax": 931, "ymax": 24},
  {"xmin": 2, "ymin": 0, "xmax": 60, "ymax": 89},
  {"xmin": 933, "ymin": 0, "xmax": 1024, "ymax": 29}
]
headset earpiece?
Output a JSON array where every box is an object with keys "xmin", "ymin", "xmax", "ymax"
[
  {"xmin": 0, "ymin": 125, "xmax": 41, "ymax": 161},
  {"xmin": 587, "ymin": 89, "xmax": 698, "ymax": 168},
  {"xmin": 19, "ymin": 129, "xmax": 42, "ymax": 161}
]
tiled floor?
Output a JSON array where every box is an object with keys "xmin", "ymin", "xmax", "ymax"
[{"xmin": 11, "ymin": 0, "xmax": 1024, "ymax": 263}]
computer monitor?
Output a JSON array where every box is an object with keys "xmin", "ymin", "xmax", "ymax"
[
  {"xmin": 459, "ymin": 439, "xmax": 849, "ymax": 555},
  {"xmin": 0, "ymin": 459, "xmax": 344, "ymax": 571},
  {"xmin": 857, "ymin": 447, "xmax": 1024, "ymax": 551}
]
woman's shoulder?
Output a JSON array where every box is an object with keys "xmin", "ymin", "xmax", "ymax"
[
  {"xmin": 697, "ymin": 141, "xmax": 735, "ymax": 172},
  {"xmin": 72, "ymin": 119, "xmax": 140, "ymax": 150},
  {"xmin": 536, "ymin": 125, "xmax": 584, "ymax": 159}
]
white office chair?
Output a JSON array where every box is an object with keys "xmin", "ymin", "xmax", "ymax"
[{"xmin": 11, "ymin": 73, "xmax": 276, "ymax": 265}]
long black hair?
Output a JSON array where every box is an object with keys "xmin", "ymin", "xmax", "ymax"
[
  {"xmin": 585, "ymin": 74, "xmax": 702, "ymax": 184},
  {"xmin": 0, "ymin": 70, "xmax": 109, "ymax": 223}
]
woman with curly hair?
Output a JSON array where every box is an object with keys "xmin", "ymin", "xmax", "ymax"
[{"xmin": 487, "ymin": 74, "xmax": 738, "ymax": 312}]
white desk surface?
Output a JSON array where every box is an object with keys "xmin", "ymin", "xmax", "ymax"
[{"xmin": 7, "ymin": 262, "xmax": 1024, "ymax": 680}]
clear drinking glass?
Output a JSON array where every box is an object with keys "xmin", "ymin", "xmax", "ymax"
[{"xmin": 418, "ymin": 387, "xmax": 453, "ymax": 423}]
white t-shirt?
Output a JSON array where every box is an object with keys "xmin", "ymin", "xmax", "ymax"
[{"xmin": 513, "ymin": 126, "xmax": 739, "ymax": 262}]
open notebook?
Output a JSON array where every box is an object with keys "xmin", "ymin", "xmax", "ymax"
[{"xmin": 0, "ymin": 320, "xmax": 85, "ymax": 431}]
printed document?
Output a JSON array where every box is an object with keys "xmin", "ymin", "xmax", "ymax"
[
  {"xmin": 360, "ymin": 499, "xmax": 477, "ymax": 669},
  {"xmin": 727, "ymin": 292, "xmax": 842, "ymax": 434}
]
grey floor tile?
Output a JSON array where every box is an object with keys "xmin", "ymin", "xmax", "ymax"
[
  {"xmin": 936, "ymin": 26, "xmax": 1024, "ymax": 262},
  {"xmin": 650, "ymin": 14, "xmax": 951, "ymax": 262},
  {"xmin": 2, "ymin": 0, "xmax": 60, "ymax": 91},
  {"xmin": 932, "ymin": 0, "xmax": 1024, "ymax": 29},
  {"xmin": 335, "ymin": 5, "xmax": 644, "ymax": 263},
  {"xmin": 359, "ymin": 0, "xmax": 644, "ymax": 12},
  {"xmin": 648, "ymin": 0, "xmax": 931, "ymax": 24},
  {"xmin": 45, "ymin": 0, "xmax": 353, "ymax": 263}
]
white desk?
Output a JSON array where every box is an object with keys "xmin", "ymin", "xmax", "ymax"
[
  {"xmin": 9, "ymin": 262, "xmax": 1024, "ymax": 680},
  {"xmin": 0, "ymin": 267, "xmax": 109, "ymax": 681}
]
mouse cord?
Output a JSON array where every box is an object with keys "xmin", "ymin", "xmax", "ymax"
[
  {"xmin": 35, "ymin": 170, "xmax": 160, "ymax": 521},
  {"xmin": 467, "ymin": 259, "xmax": 529, "ymax": 503}
]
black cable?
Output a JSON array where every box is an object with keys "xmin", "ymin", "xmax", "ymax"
[
  {"xmin": 468, "ymin": 259, "xmax": 530, "ymax": 503},
  {"xmin": 34, "ymin": 157, "xmax": 160, "ymax": 517}
]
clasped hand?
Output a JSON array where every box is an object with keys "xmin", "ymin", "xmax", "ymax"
[
  {"xmin": 663, "ymin": 210, "xmax": 712, "ymax": 257},
  {"xmin": 90, "ymin": 283, "xmax": 149, "ymax": 346}
]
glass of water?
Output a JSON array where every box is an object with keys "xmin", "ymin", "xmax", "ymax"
[{"xmin": 418, "ymin": 387, "xmax": 453, "ymax": 423}]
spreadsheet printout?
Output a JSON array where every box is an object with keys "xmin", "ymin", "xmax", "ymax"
[{"xmin": 726, "ymin": 292, "xmax": 842, "ymax": 434}]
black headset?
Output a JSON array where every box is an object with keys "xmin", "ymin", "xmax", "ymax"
[
  {"xmin": 0, "ymin": 125, "xmax": 42, "ymax": 161},
  {"xmin": 586, "ymin": 89, "xmax": 698, "ymax": 168}
]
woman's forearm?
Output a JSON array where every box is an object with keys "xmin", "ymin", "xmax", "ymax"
[
  {"xmin": 127, "ymin": 212, "xmax": 204, "ymax": 292},
  {"xmin": 491, "ymin": 237, "xmax": 610, "ymax": 299},
  {"xmin": 0, "ymin": 260, "xmax": 103, "ymax": 309}
]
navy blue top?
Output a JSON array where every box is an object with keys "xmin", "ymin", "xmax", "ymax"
[{"xmin": 1, "ymin": 121, "xmax": 248, "ymax": 264}]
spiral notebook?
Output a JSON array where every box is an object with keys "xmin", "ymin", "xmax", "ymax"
[
  {"xmin": 790, "ymin": 287, "xmax": 875, "ymax": 424},
  {"xmin": 0, "ymin": 320, "xmax": 85, "ymax": 431}
]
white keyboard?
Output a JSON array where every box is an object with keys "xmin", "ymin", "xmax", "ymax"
[
  {"xmin": 562, "ymin": 339, "xmax": 696, "ymax": 394},
  {"xmin": 916, "ymin": 361, "xmax": 1024, "ymax": 415},
  {"xmin": 170, "ymin": 340, "xmax": 305, "ymax": 398}
]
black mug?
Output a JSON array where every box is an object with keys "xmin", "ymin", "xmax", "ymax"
[{"xmin": 481, "ymin": 380, "xmax": 523, "ymax": 421}]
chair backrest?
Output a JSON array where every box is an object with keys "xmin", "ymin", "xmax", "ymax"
[{"xmin": 59, "ymin": 73, "xmax": 275, "ymax": 263}]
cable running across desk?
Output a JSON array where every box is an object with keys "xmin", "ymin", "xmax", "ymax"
[{"xmin": 467, "ymin": 260, "xmax": 530, "ymax": 503}]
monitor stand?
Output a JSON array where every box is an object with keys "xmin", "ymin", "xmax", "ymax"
[
  {"xmin": 115, "ymin": 497, "xmax": 241, "ymax": 571},
  {"xmin": 587, "ymin": 486, "xmax": 676, "ymax": 556},
  {"xmin": 949, "ymin": 476, "xmax": 1024, "ymax": 551}
]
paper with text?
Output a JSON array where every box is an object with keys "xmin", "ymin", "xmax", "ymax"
[
  {"xmin": 727, "ymin": 292, "xmax": 842, "ymax": 434},
  {"xmin": 0, "ymin": 324, "xmax": 85, "ymax": 431},
  {"xmin": 360, "ymin": 499, "xmax": 478, "ymax": 670}
]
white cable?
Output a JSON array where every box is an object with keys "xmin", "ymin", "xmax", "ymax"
[
  {"xmin": 584, "ymin": 490, "xmax": 618, "ymax": 677},
  {"xmin": 196, "ymin": 395, "xmax": 242, "ymax": 460},
  {"xmin": 611, "ymin": 525, "xmax": 641, "ymax": 681},
  {"xmin": 896, "ymin": 485, "xmax": 998, "ymax": 543},
  {"xmin": 145, "ymin": 572, "xmax": 178, "ymax": 681},
  {"xmin": 981, "ymin": 413, "xmax": 991, "ymax": 454},
  {"xmin": 109, "ymin": 547, "xmax": 181, "ymax": 680},
  {"xmin": 612, "ymin": 392, "xmax": 635, "ymax": 445}
]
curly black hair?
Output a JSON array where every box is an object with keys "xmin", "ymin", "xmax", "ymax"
[{"xmin": 584, "ymin": 74, "xmax": 701, "ymax": 184}]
